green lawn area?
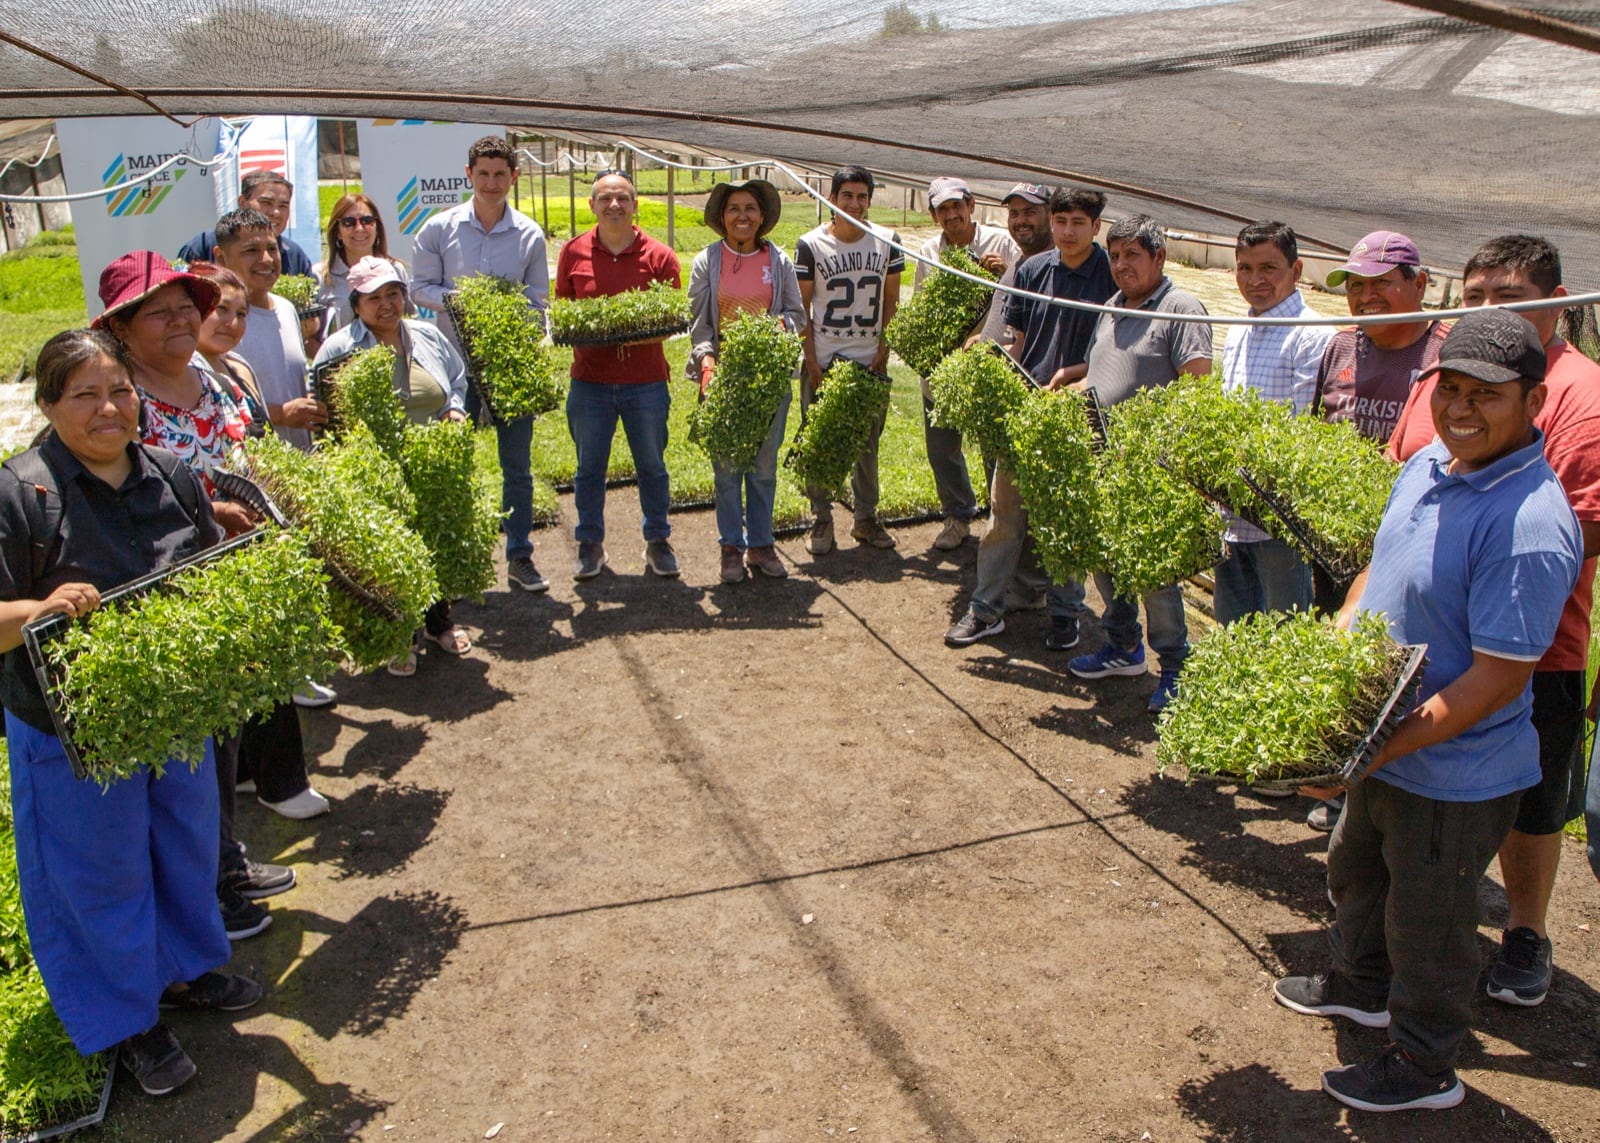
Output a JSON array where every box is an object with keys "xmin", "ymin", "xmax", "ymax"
[{"xmin": 0, "ymin": 232, "xmax": 87, "ymax": 379}]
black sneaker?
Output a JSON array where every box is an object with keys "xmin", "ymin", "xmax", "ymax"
[
  {"xmin": 222, "ymin": 858, "xmax": 296, "ymax": 901},
  {"xmin": 945, "ymin": 609, "xmax": 1003, "ymax": 646},
  {"xmin": 643, "ymin": 539, "xmax": 679, "ymax": 578},
  {"xmin": 507, "ymin": 556, "xmax": 549, "ymax": 593},
  {"xmin": 1043, "ymin": 617, "xmax": 1080, "ymax": 652},
  {"xmin": 1273, "ymin": 972, "xmax": 1390, "ymax": 1028},
  {"xmin": 220, "ymin": 886, "xmax": 272, "ymax": 941},
  {"xmin": 120, "ymin": 1023, "xmax": 197, "ymax": 1097},
  {"xmin": 573, "ymin": 541, "xmax": 607, "ymax": 581},
  {"xmin": 160, "ymin": 972, "xmax": 263, "ymax": 1012},
  {"xmin": 1487, "ymin": 926, "xmax": 1553, "ymax": 1007},
  {"xmin": 1322, "ymin": 1044, "xmax": 1464, "ymax": 1112}
]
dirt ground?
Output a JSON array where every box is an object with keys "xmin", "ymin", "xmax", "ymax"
[{"xmin": 100, "ymin": 489, "xmax": 1600, "ymax": 1143}]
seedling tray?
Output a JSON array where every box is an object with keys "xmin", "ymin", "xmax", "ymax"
[
  {"xmin": 311, "ymin": 347, "xmax": 361, "ymax": 439},
  {"xmin": 23, "ymin": 532, "xmax": 266, "ymax": 781},
  {"xmin": 2, "ymin": 1048, "xmax": 116, "ymax": 1142},
  {"xmin": 550, "ymin": 318, "xmax": 689, "ymax": 349},
  {"xmin": 1153, "ymin": 456, "xmax": 1271, "ymax": 532},
  {"xmin": 440, "ymin": 290, "xmax": 523, "ymax": 424},
  {"xmin": 212, "ymin": 469, "xmax": 288, "ymax": 527},
  {"xmin": 984, "ymin": 342, "xmax": 1039, "ymax": 390},
  {"xmin": 1085, "ymin": 388, "xmax": 1109, "ymax": 454},
  {"xmin": 1237, "ymin": 467, "xmax": 1368, "ymax": 585}
]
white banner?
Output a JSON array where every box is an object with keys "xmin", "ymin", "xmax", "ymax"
[
  {"xmin": 56, "ymin": 117, "xmax": 224, "ymax": 318},
  {"xmin": 357, "ymin": 120, "xmax": 504, "ymax": 264},
  {"xmin": 230, "ymin": 116, "xmax": 321, "ymax": 264}
]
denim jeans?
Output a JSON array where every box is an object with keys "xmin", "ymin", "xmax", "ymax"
[
  {"xmin": 971, "ymin": 463, "xmax": 1087, "ymax": 623},
  {"xmin": 566, "ymin": 379, "xmax": 672, "ymax": 543},
  {"xmin": 495, "ymin": 413, "xmax": 535, "ymax": 560},
  {"xmin": 1212, "ymin": 538, "xmax": 1312, "ymax": 625},
  {"xmin": 713, "ymin": 386, "xmax": 791, "ymax": 549},
  {"xmin": 921, "ymin": 391, "xmax": 978, "ymax": 521},
  {"xmin": 1091, "ymin": 570, "xmax": 1189, "ymax": 672}
]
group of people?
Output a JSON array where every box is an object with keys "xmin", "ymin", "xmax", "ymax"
[{"xmin": 1, "ymin": 134, "xmax": 1597, "ymax": 1116}]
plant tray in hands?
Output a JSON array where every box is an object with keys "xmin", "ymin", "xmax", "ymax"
[
  {"xmin": 1153, "ymin": 456, "xmax": 1272, "ymax": 534},
  {"xmin": 1237, "ymin": 467, "xmax": 1368, "ymax": 586},
  {"xmin": 311, "ymin": 348, "xmax": 361, "ymax": 439},
  {"xmin": 439, "ymin": 290, "xmax": 526, "ymax": 423},
  {"xmin": 1085, "ymin": 387, "xmax": 1109, "ymax": 454},
  {"xmin": 984, "ymin": 342, "xmax": 1039, "ymax": 389},
  {"xmin": 22, "ymin": 533, "xmax": 265, "ymax": 781},
  {"xmin": 211, "ymin": 469, "xmax": 288, "ymax": 528},
  {"xmin": 549, "ymin": 319, "xmax": 689, "ymax": 350}
]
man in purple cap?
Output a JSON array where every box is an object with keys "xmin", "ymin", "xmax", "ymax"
[
  {"xmin": 913, "ymin": 177, "xmax": 1021, "ymax": 551},
  {"xmin": 1313, "ymin": 230, "xmax": 1447, "ymax": 444},
  {"xmin": 1274, "ymin": 307, "xmax": 1579, "ymax": 1113}
]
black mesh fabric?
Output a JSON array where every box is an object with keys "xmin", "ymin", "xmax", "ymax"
[{"xmin": 3, "ymin": 0, "xmax": 1599, "ymax": 275}]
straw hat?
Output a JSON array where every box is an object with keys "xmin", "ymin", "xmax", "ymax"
[{"xmin": 704, "ymin": 179, "xmax": 783, "ymax": 241}]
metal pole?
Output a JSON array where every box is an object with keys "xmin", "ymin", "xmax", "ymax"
[
  {"xmin": 540, "ymin": 138, "xmax": 550, "ymax": 235},
  {"xmin": 568, "ymin": 167, "xmax": 576, "ymax": 239},
  {"xmin": 815, "ymin": 178, "xmax": 822, "ymax": 224},
  {"xmin": 902, "ymin": 185, "xmax": 908, "ymax": 228},
  {"xmin": 337, "ymin": 120, "xmax": 348, "ymax": 195},
  {"xmin": 513, "ymin": 137, "xmax": 521, "ymax": 212},
  {"xmin": 666, "ymin": 163, "xmax": 675, "ymax": 249}
]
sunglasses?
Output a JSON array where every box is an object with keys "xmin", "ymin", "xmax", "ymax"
[{"xmin": 338, "ymin": 215, "xmax": 379, "ymax": 229}]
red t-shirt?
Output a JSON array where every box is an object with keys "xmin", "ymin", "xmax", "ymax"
[
  {"xmin": 555, "ymin": 227, "xmax": 681, "ymax": 384},
  {"xmin": 1389, "ymin": 339, "xmax": 1600, "ymax": 672}
]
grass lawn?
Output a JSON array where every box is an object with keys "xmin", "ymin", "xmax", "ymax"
[{"xmin": 0, "ymin": 232, "xmax": 87, "ymax": 379}]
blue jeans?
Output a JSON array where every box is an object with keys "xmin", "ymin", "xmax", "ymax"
[
  {"xmin": 1585, "ymin": 731, "xmax": 1600, "ymax": 881},
  {"xmin": 566, "ymin": 379, "xmax": 672, "ymax": 544},
  {"xmin": 1091, "ymin": 570, "xmax": 1189, "ymax": 673},
  {"xmin": 495, "ymin": 414, "xmax": 535, "ymax": 560},
  {"xmin": 1212, "ymin": 538, "xmax": 1312, "ymax": 625},
  {"xmin": 713, "ymin": 387, "xmax": 791, "ymax": 549}
]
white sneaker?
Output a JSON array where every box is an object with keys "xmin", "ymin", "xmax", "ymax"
[
  {"xmin": 291, "ymin": 680, "xmax": 337, "ymax": 708},
  {"xmin": 259, "ymin": 787, "xmax": 331, "ymax": 820}
]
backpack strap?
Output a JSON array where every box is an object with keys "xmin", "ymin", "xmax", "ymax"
[
  {"xmin": 138, "ymin": 444, "xmax": 204, "ymax": 529},
  {"xmin": 1, "ymin": 447, "xmax": 65, "ymax": 588}
]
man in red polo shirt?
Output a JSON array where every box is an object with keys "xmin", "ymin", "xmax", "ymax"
[
  {"xmin": 556, "ymin": 171, "xmax": 682, "ymax": 580},
  {"xmin": 1388, "ymin": 234, "xmax": 1600, "ymax": 1009}
]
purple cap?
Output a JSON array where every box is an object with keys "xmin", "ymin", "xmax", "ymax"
[
  {"xmin": 1326, "ymin": 230, "xmax": 1422, "ymax": 286},
  {"xmin": 928, "ymin": 177, "xmax": 971, "ymax": 208},
  {"xmin": 1002, "ymin": 183, "xmax": 1050, "ymax": 206}
]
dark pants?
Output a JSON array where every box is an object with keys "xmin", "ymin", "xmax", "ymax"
[
  {"xmin": 425, "ymin": 598, "xmax": 453, "ymax": 638},
  {"xmin": 1328, "ymin": 777, "xmax": 1522, "ymax": 1072},
  {"xmin": 237, "ymin": 701, "xmax": 311, "ymax": 808},
  {"xmin": 214, "ymin": 728, "xmax": 244, "ymax": 881},
  {"xmin": 921, "ymin": 392, "xmax": 977, "ymax": 521}
]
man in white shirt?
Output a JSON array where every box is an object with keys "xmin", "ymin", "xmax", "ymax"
[
  {"xmin": 912, "ymin": 177, "xmax": 1021, "ymax": 551},
  {"xmin": 412, "ymin": 135, "xmax": 552, "ymax": 594}
]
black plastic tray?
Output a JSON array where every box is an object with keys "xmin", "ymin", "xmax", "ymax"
[
  {"xmin": 2, "ymin": 1047, "xmax": 116, "ymax": 1142},
  {"xmin": 441, "ymin": 290, "xmax": 525, "ymax": 425},
  {"xmin": 1154, "ymin": 456, "xmax": 1272, "ymax": 532},
  {"xmin": 23, "ymin": 531, "xmax": 267, "ymax": 781},
  {"xmin": 1084, "ymin": 388, "xmax": 1109, "ymax": 454},
  {"xmin": 310, "ymin": 347, "xmax": 361, "ymax": 440},
  {"xmin": 1237, "ymin": 467, "xmax": 1369, "ymax": 585},
  {"xmin": 550, "ymin": 318, "xmax": 689, "ymax": 348},
  {"xmin": 212, "ymin": 468, "xmax": 288, "ymax": 527}
]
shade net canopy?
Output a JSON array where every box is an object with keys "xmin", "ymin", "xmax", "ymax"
[{"xmin": 4, "ymin": 0, "xmax": 1600, "ymax": 278}]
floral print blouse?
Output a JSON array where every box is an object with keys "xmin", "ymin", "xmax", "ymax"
[{"xmin": 138, "ymin": 366, "xmax": 254, "ymax": 496}]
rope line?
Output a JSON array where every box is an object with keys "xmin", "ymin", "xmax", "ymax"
[{"xmin": 0, "ymin": 140, "xmax": 240, "ymax": 204}]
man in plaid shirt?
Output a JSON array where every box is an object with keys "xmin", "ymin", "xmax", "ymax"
[{"xmin": 1215, "ymin": 221, "xmax": 1333, "ymax": 623}]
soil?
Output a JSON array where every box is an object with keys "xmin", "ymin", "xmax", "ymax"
[{"xmin": 102, "ymin": 490, "xmax": 1600, "ymax": 1142}]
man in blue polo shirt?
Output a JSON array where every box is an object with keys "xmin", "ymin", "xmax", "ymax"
[{"xmin": 1272, "ymin": 309, "xmax": 1581, "ymax": 1113}]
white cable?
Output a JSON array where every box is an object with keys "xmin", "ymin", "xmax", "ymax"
[
  {"xmin": 0, "ymin": 147, "xmax": 237, "ymax": 205},
  {"xmin": 613, "ymin": 138, "xmax": 1599, "ymax": 328},
  {"xmin": 514, "ymin": 147, "xmax": 608, "ymax": 173},
  {"xmin": 0, "ymin": 134, "xmax": 58, "ymax": 181},
  {"xmin": 612, "ymin": 139, "xmax": 752, "ymax": 174}
]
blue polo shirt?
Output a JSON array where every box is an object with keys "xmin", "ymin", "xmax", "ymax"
[{"xmin": 1358, "ymin": 429, "xmax": 1580, "ymax": 801}]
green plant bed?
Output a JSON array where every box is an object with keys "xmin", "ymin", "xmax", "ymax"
[
  {"xmin": 0, "ymin": 966, "xmax": 110, "ymax": 1137},
  {"xmin": 1007, "ymin": 390, "xmax": 1102, "ymax": 583},
  {"xmin": 688, "ymin": 313, "xmax": 801, "ymax": 470},
  {"xmin": 1157, "ymin": 610, "xmax": 1416, "ymax": 786},
  {"xmin": 549, "ymin": 281, "xmax": 690, "ymax": 347},
  {"xmin": 0, "ymin": 310, "xmax": 83, "ymax": 381},
  {"xmin": 445, "ymin": 275, "xmax": 564, "ymax": 423},
  {"xmin": 883, "ymin": 247, "xmax": 996, "ymax": 378}
]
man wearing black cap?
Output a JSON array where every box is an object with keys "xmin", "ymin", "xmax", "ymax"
[{"xmin": 1272, "ymin": 308, "xmax": 1581, "ymax": 1113}]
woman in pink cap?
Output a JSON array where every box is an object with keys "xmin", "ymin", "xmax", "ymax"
[{"xmin": 314, "ymin": 256, "xmax": 471, "ymax": 675}]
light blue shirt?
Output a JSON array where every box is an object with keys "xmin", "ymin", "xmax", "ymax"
[
  {"xmin": 313, "ymin": 318, "xmax": 469, "ymax": 419},
  {"xmin": 1358, "ymin": 430, "xmax": 1580, "ymax": 801},
  {"xmin": 1220, "ymin": 289, "xmax": 1333, "ymax": 543},
  {"xmin": 410, "ymin": 199, "xmax": 549, "ymax": 349}
]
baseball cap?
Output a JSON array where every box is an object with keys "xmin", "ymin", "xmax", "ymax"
[
  {"xmin": 1326, "ymin": 230, "xmax": 1421, "ymax": 286},
  {"xmin": 928, "ymin": 177, "xmax": 971, "ymax": 208},
  {"xmin": 1002, "ymin": 183, "xmax": 1050, "ymax": 206},
  {"xmin": 347, "ymin": 256, "xmax": 405, "ymax": 295},
  {"xmin": 1419, "ymin": 308, "xmax": 1546, "ymax": 385}
]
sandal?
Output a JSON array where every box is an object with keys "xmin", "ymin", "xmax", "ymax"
[
  {"xmin": 425, "ymin": 627, "xmax": 473, "ymax": 656},
  {"xmin": 386, "ymin": 650, "xmax": 418, "ymax": 677}
]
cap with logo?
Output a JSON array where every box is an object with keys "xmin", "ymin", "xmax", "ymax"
[
  {"xmin": 1325, "ymin": 230, "xmax": 1421, "ymax": 287},
  {"xmin": 1002, "ymin": 183, "xmax": 1051, "ymax": 206},
  {"xmin": 1419, "ymin": 308, "xmax": 1546, "ymax": 386},
  {"xmin": 928, "ymin": 177, "xmax": 972, "ymax": 208}
]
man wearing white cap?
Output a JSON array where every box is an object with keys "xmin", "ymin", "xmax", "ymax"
[{"xmin": 913, "ymin": 177, "xmax": 1020, "ymax": 551}]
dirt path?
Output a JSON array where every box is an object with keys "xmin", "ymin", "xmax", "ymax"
[{"xmin": 104, "ymin": 491, "xmax": 1600, "ymax": 1142}]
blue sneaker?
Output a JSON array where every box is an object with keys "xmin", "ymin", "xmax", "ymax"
[
  {"xmin": 1068, "ymin": 641, "xmax": 1147, "ymax": 679},
  {"xmin": 1147, "ymin": 670, "xmax": 1180, "ymax": 713}
]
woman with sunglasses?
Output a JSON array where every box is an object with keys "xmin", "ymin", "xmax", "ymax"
[{"xmin": 315, "ymin": 194, "xmax": 413, "ymax": 328}]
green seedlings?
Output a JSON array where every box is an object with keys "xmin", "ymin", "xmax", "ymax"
[
  {"xmin": 689, "ymin": 312, "xmax": 800, "ymax": 469},
  {"xmin": 549, "ymin": 281, "xmax": 691, "ymax": 346},
  {"xmin": 1006, "ymin": 390, "xmax": 1103, "ymax": 583},
  {"xmin": 787, "ymin": 360, "xmax": 892, "ymax": 496},
  {"xmin": 447, "ymin": 274, "xmax": 564, "ymax": 422},
  {"xmin": 42, "ymin": 528, "xmax": 340, "ymax": 782},
  {"xmin": 926, "ymin": 346, "xmax": 1033, "ymax": 462},
  {"xmin": 324, "ymin": 345, "xmax": 409, "ymax": 459},
  {"xmin": 0, "ymin": 967, "xmax": 109, "ymax": 1135},
  {"xmin": 1153, "ymin": 373, "xmax": 1289, "ymax": 526},
  {"xmin": 270, "ymin": 274, "xmax": 322, "ymax": 314},
  {"xmin": 1156, "ymin": 611, "xmax": 1413, "ymax": 784},
  {"xmin": 401, "ymin": 420, "xmax": 502, "ymax": 602},
  {"xmin": 324, "ymin": 422, "xmax": 417, "ymax": 523},
  {"xmin": 0, "ymin": 828, "xmax": 24, "ymax": 978},
  {"xmin": 883, "ymin": 247, "xmax": 997, "ymax": 378}
]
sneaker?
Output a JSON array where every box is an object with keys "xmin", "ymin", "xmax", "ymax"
[
  {"xmin": 1321, "ymin": 1044, "xmax": 1464, "ymax": 1112},
  {"xmin": 259, "ymin": 786, "xmax": 330, "ymax": 820},
  {"xmin": 160, "ymin": 972, "xmax": 263, "ymax": 1013},
  {"xmin": 1068, "ymin": 641, "xmax": 1147, "ymax": 679},
  {"xmin": 746, "ymin": 545, "xmax": 788, "ymax": 578},
  {"xmin": 643, "ymin": 539, "xmax": 679, "ymax": 578},
  {"xmin": 1487, "ymin": 927, "xmax": 1553, "ymax": 1007},
  {"xmin": 291, "ymin": 679, "xmax": 337, "ymax": 708},
  {"xmin": 220, "ymin": 887, "xmax": 272, "ymax": 941},
  {"xmin": 1273, "ymin": 972, "xmax": 1390, "ymax": 1028},
  {"xmin": 932, "ymin": 516, "xmax": 970, "ymax": 551},
  {"xmin": 850, "ymin": 517, "xmax": 897, "ymax": 549},
  {"xmin": 720, "ymin": 545, "xmax": 746, "ymax": 584},
  {"xmin": 120, "ymin": 1023, "xmax": 196, "ymax": 1097},
  {"xmin": 1307, "ymin": 793, "xmax": 1346, "ymax": 832},
  {"xmin": 235, "ymin": 779, "xmax": 256, "ymax": 794},
  {"xmin": 223, "ymin": 858, "xmax": 296, "ymax": 900},
  {"xmin": 573, "ymin": 541, "xmax": 607, "ymax": 580},
  {"xmin": 945, "ymin": 609, "xmax": 1004, "ymax": 647},
  {"xmin": 1043, "ymin": 617, "xmax": 1080, "ymax": 652},
  {"xmin": 1147, "ymin": 669, "xmax": 1180, "ymax": 713},
  {"xmin": 507, "ymin": 556, "xmax": 549, "ymax": 593},
  {"xmin": 806, "ymin": 518, "xmax": 835, "ymax": 556}
]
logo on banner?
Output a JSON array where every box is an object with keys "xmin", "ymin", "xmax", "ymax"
[
  {"xmin": 395, "ymin": 175, "xmax": 472, "ymax": 235},
  {"xmin": 100, "ymin": 152, "xmax": 187, "ymax": 217},
  {"xmin": 239, "ymin": 147, "xmax": 287, "ymax": 175}
]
